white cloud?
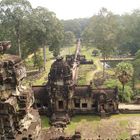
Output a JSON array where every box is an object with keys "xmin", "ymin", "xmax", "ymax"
[{"xmin": 28, "ymin": 0, "xmax": 140, "ymax": 19}]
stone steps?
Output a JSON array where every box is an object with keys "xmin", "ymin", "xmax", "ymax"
[{"xmin": 51, "ymin": 112, "xmax": 70, "ymax": 127}]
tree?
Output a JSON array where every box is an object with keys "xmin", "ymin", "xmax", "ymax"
[
  {"xmin": 0, "ymin": 0, "xmax": 32, "ymax": 58},
  {"xmin": 0, "ymin": 1, "xmax": 64, "ymax": 61},
  {"xmin": 48, "ymin": 16, "xmax": 64, "ymax": 57},
  {"xmin": 104, "ymin": 79, "xmax": 133, "ymax": 102},
  {"xmin": 24, "ymin": 6, "xmax": 50, "ymax": 67},
  {"xmin": 92, "ymin": 49, "xmax": 100, "ymax": 56},
  {"xmin": 82, "ymin": 8, "xmax": 118, "ymax": 77},
  {"xmin": 24, "ymin": 6, "xmax": 64, "ymax": 66},
  {"xmin": 52, "ymin": 47, "xmax": 60, "ymax": 57},
  {"xmin": 63, "ymin": 31, "xmax": 76, "ymax": 46},
  {"xmin": 116, "ymin": 62, "xmax": 133, "ymax": 92},
  {"xmin": 117, "ymin": 11, "xmax": 140, "ymax": 56},
  {"xmin": 31, "ymin": 7, "xmax": 64, "ymax": 58},
  {"xmin": 33, "ymin": 53, "xmax": 44, "ymax": 71},
  {"xmin": 61, "ymin": 18, "xmax": 89, "ymax": 38}
]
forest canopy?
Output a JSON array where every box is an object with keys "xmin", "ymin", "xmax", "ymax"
[{"xmin": 0, "ymin": 0, "xmax": 140, "ymax": 60}]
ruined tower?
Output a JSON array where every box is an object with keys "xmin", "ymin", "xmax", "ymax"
[
  {"xmin": 0, "ymin": 41, "xmax": 41, "ymax": 139},
  {"xmin": 47, "ymin": 57, "xmax": 74, "ymax": 114}
]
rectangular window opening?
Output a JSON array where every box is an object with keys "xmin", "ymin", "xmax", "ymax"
[
  {"xmin": 75, "ymin": 103, "xmax": 80, "ymax": 108},
  {"xmin": 92, "ymin": 104, "xmax": 96, "ymax": 108},
  {"xmin": 74, "ymin": 99, "xmax": 80, "ymax": 108},
  {"xmin": 82, "ymin": 103, "xmax": 87, "ymax": 108}
]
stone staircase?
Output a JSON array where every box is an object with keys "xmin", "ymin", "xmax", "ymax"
[{"xmin": 50, "ymin": 111, "xmax": 70, "ymax": 128}]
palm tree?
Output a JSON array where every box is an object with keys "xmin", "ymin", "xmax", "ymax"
[{"xmin": 116, "ymin": 62, "xmax": 133, "ymax": 92}]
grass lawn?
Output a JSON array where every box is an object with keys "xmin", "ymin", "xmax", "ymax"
[
  {"xmin": 33, "ymin": 59, "xmax": 54, "ymax": 85},
  {"xmin": 64, "ymin": 114, "xmax": 140, "ymax": 139},
  {"xmin": 78, "ymin": 64, "xmax": 96, "ymax": 85},
  {"xmin": 118, "ymin": 131, "xmax": 130, "ymax": 139},
  {"xmin": 65, "ymin": 115, "xmax": 100, "ymax": 135},
  {"xmin": 77, "ymin": 46, "xmax": 105, "ymax": 84},
  {"xmin": 41, "ymin": 116, "xmax": 50, "ymax": 128},
  {"xmin": 25, "ymin": 47, "xmax": 54, "ymax": 85}
]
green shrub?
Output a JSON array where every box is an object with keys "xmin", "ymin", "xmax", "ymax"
[
  {"xmin": 104, "ymin": 79, "xmax": 133, "ymax": 103},
  {"xmin": 33, "ymin": 53, "xmax": 44, "ymax": 70}
]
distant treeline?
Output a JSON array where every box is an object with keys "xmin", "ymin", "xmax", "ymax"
[
  {"xmin": 1, "ymin": 0, "xmax": 140, "ymax": 59},
  {"xmin": 63, "ymin": 8, "xmax": 140, "ymax": 57}
]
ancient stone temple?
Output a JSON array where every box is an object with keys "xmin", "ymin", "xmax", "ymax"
[
  {"xmin": 33, "ymin": 56, "xmax": 119, "ymax": 126},
  {"xmin": 0, "ymin": 41, "xmax": 41, "ymax": 139}
]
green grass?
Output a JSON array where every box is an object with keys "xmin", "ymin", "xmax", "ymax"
[
  {"xmin": 33, "ymin": 59, "xmax": 53, "ymax": 85},
  {"xmin": 41, "ymin": 116, "xmax": 50, "ymax": 128},
  {"xmin": 77, "ymin": 46, "xmax": 98, "ymax": 85},
  {"xmin": 25, "ymin": 47, "xmax": 53, "ymax": 69},
  {"xmin": 78, "ymin": 64, "xmax": 96, "ymax": 85},
  {"xmin": 25, "ymin": 47, "xmax": 54, "ymax": 85},
  {"xmin": 81, "ymin": 46, "xmax": 94, "ymax": 60},
  {"xmin": 118, "ymin": 131, "xmax": 130, "ymax": 139},
  {"xmin": 65, "ymin": 115, "xmax": 100, "ymax": 135},
  {"xmin": 119, "ymin": 120, "xmax": 129, "ymax": 127}
]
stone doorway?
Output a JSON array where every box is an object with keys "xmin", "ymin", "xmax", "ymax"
[{"xmin": 58, "ymin": 101, "xmax": 64, "ymax": 109}]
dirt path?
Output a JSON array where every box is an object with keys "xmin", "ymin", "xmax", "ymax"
[
  {"xmin": 92, "ymin": 58, "xmax": 102, "ymax": 76},
  {"xmin": 85, "ymin": 58, "xmax": 102, "ymax": 83}
]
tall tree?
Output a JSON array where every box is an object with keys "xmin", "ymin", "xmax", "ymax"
[
  {"xmin": 24, "ymin": 6, "xmax": 64, "ymax": 67},
  {"xmin": 0, "ymin": 0, "xmax": 32, "ymax": 58},
  {"xmin": 83, "ymin": 8, "xmax": 118, "ymax": 77},
  {"xmin": 117, "ymin": 11, "xmax": 140, "ymax": 56}
]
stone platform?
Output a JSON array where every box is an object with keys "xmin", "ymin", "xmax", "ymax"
[{"xmin": 119, "ymin": 103, "xmax": 140, "ymax": 114}]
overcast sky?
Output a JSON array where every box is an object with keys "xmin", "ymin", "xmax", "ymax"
[{"xmin": 28, "ymin": 0, "xmax": 140, "ymax": 20}]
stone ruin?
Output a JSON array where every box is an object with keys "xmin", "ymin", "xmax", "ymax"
[
  {"xmin": 33, "ymin": 56, "xmax": 119, "ymax": 127},
  {"xmin": 0, "ymin": 41, "xmax": 76, "ymax": 139},
  {"xmin": 131, "ymin": 134, "xmax": 140, "ymax": 140},
  {"xmin": 66, "ymin": 54, "xmax": 93, "ymax": 67},
  {"xmin": 0, "ymin": 41, "xmax": 41, "ymax": 139},
  {"xmin": 0, "ymin": 40, "xmax": 139, "ymax": 140}
]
